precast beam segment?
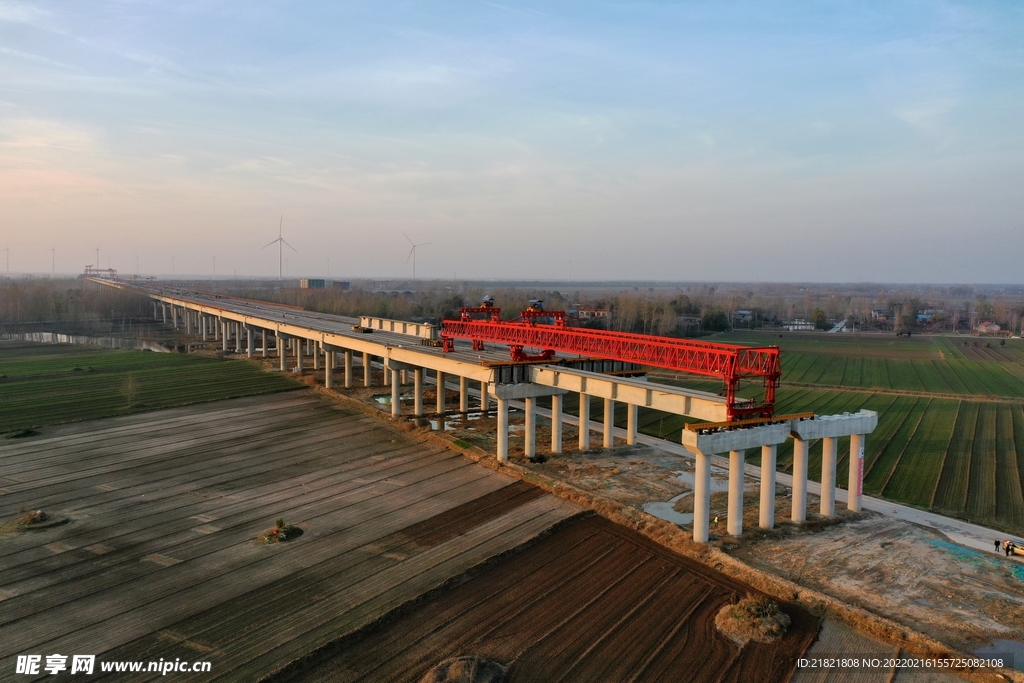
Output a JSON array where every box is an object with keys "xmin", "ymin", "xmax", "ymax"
[{"xmin": 530, "ymin": 366, "xmax": 729, "ymax": 423}]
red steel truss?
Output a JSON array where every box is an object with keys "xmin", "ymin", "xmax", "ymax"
[{"xmin": 440, "ymin": 319, "xmax": 781, "ymax": 420}]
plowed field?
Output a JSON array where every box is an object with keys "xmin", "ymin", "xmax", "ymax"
[{"xmin": 275, "ymin": 515, "xmax": 820, "ymax": 683}]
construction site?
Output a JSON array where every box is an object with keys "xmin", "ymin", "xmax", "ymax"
[{"xmin": 2, "ymin": 277, "xmax": 1023, "ymax": 682}]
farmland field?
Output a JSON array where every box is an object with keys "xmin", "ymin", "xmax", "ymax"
[
  {"xmin": 0, "ymin": 341, "xmax": 301, "ymax": 432},
  {"xmin": 623, "ymin": 331, "xmax": 1024, "ymax": 535}
]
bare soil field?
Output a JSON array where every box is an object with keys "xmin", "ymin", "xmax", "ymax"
[
  {"xmin": 273, "ymin": 515, "xmax": 820, "ymax": 683},
  {"xmin": 732, "ymin": 516, "xmax": 1024, "ymax": 654},
  {"xmin": 0, "ymin": 391, "xmax": 579, "ymax": 681}
]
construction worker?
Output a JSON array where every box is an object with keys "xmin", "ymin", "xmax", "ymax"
[{"xmin": 996, "ymin": 539, "xmax": 1002, "ymax": 553}]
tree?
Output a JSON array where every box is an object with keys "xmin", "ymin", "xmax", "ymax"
[
  {"xmin": 811, "ymin": 308, "xmax": 828, "ymax": 330},
  {"xmin": 120, "ymin": 373, "xmax": 140, "ymax": 410}
]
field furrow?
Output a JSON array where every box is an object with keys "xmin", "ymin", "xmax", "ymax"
[{"xmin": 932, "ymin": 403, "xmax": 979, "ymax": 515}]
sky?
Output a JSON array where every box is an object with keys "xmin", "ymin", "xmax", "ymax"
[{"xmin": 1, "ymin": 1, "xmax": 1022, "ymax": 282}]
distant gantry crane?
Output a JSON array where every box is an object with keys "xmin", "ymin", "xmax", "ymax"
[{"xmin": 440, "ymin": 297, "xmax": 782, "ymax": 421}]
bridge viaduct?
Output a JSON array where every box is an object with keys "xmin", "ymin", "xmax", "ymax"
[{"xmin": 99, "ymin": 280, "xmax": 878, "ymax": 544}]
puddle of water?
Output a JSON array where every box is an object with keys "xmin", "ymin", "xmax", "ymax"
[
  {"xmin": 914, "ymin": 598, "xmax": 933, "ymax": 606},
  {"xmin": 2, "ymin": 332, "xmax": 170, "ymax": 352},
  {"xmin": 974, "ymin": 639, "xmax": 1023, "ymax": 671},
  {"xmin": 643, "ymin": 493, "xmax": 694, "ymax": 526},
  {"xmin": 672, "ymin": 469, "xmax": 731, "ymax": 494},
  {"xmin": 373, "ymin": 393, "xmax": 414, "ymax": 405}
]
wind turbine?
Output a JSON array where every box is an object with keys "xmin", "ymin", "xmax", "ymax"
[
  {"xmin": 403, "ymin": 232, "xmax": 431, "ymax": 281},
  {"xmin": 3, "ymin": 246, "xmax": 8, "ymax": 277},
  {"xmin": 263, "ymin": 215, "xmax": 296, "ymax": 280},
  {"xmin": 50, "ymin": 247, "xmax": 55, "ymax": 277}
]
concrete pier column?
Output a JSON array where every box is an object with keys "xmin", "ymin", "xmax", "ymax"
[
  {"xmin": 344, "ymin": 351, "xmax": 353, "ymax": 389},
  {"xmin": 161, "ymin": 304, "xmax": 167, "ymax": 324},
  {"xmin": 295, "ymin": 339, "xmax": 303, "ymax": 373},
  {"xmin": 222, "ymin": 321, "xmax": 228, "ymax": 352},
  {"xmin": 459, "ymin": 377, "xmax": 469, "ymax": 412},
  {"xmin": 246, "ymin": 327, "xmax": 254, "ymax": 358},
  {"xmin": 383, "ymin": 362, "xmax": 390, "ymax": 386},
  {"xmin": 848, "ymin": 433, "xmax": 865, "ymax": 512},
  {"xmin": 820, "ymin": 436, "xmax": 838, "ymax": 516},
  {"xmin": 435, "ymin": 371, "xmax": 445, "ymax": 414},
  {"xmin": 551, "ymin": 394, "xmax": 563, "ymax": 454},
  {"xmin": 361, "ymin": 353, "xmax": 370, "ymax": 387},
  {"xmin": 261, "ymin": 330, "xmax": 267, "ymax": 358},
  {"xmin": 759, "ymin": 444, "xmax": 777, "ymax": 529},
  {"xmin": 313, "ymin": 342, "xmax": 321, "ymax": 371},
  {"xmin": 480, "ymin": 381, "xmax": 489, "ymax": 413},
  {"xmin": 603, "ymin": 398, "xmax": 615, "ymax": 448},
  {"xmin": 626, "ymin": 404, "xmax": 638, "ymax": 445},
  {"xmin": 791, "ymin": 437, "xmax": 808, "ymax": 523},
  {"xmin": 172, "ymin": 307, "xmax": 179, "ymax": 329},
  {"xmin": 578, "ymin": 393, "xmax": 590, "ymax": 450},
  {"xmin": 525, "ymin": 397, "xmax": 536, "ymax": 461},
  {"xmin": 413, "ymin": 368, "xmax": 424, "ymax": 416},
  {"xmin": 214, "ymin": 316, "xmax": 219, "ymax": 341},
  {"xmin": 400, "ymin": 369, "xmax": 407, "ymax": 386},
  {"xmin": 496, "ymin": 398, "xmax": 509, "ymax": 462},
  {"xmin": 390, "ymin": 369, "xmax": 401, "ymax": 418},
  {"xmin": 728, "ymin": 449, "xmax": 745, "ymax": 537},
  {"xmin": 279, "ymin": 336, "xmax": 287, "ymax": 372},
  {"xmin": 325, "ymin": 349, "xmax": 335, "ymax": 389},
  {"xmin": 693, "ymin": 451, "xmax": 711, "ymax": 543},
  {"xmin": 201, "ymin": 315, "xmax": 208, "ymax": 341},
  {"xmin": 185, "ymin": 309, "xmax": 192, "ymax": 335}
]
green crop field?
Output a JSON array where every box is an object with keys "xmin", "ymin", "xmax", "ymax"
[
  {"xmin": 0, "ymin": 341, "xmax": 302, "ymax": 432},
  {"xmin": 626, "ymin": 331, "xmax": 1024, "ymax": 535}
]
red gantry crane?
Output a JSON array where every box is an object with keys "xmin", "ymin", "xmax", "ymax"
[{"xmin": 440, "ymin": 299, "xmax": 781, "ymax": 421}]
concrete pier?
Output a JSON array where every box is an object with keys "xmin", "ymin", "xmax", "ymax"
[
  {"xmin": 313, "ymin": 342, "xmax": 321, "ymax": 371},
  {"xmin": 578, "ymin": 393, "xmax": 590, "ymax": 450},
  {"xmin": 295, "ymin": 338, "xmax": 303, "ymax": 373},
  {"xmin": 603, "ymin": 398, "xmax": 614, "ymax": 448},
  {"xmin": 849, "ymin": 433, "xmax": 865, "ymax": 512},
  {"xmin": 693, "ymin": 452, "xmax": 711, "ymax": 544},
  {"xmin": 791, "ymin": 437, "xmax": 808, "ymax": 523},
  {"xmin": 459, "ymin": 376, "xmax": 468, "ymax": 412},
  {"xmin": 480, "ymin": 381, "xmax": 489, "ymax": 413},
  {"xmin": 261, "ymin": 330, "xmax": 267, "ymax": 358},
  {"xmin": 414, "ymin": 368, "xmax": 424, "ymax": 417},
  {"xmin": 278, "ymin": 335, "xmax": 287, "ymax": 372},
  {"xmin": 760, "ymin": 444, "xmax": 777, "ymax": 529},
  {"xmin": 435, "ymin": 370, "xmax": 445, "ymax": 414},
  {"xmin": 496, "ymin": 398, "xmax": 509, "ymax": 462},
  {"xmin": 728, "ymin": 449, "xmax": 745, "ymax": 537},
  {"xmin": 626, "ymin": 403, "xmax": 637, "ymax": 445},
  {"xmin": 525, "ymin": 397, "xmax": 536, "ymax": 461},
  {"xmin": 345, "ymin": 351, "xmax": 353, "ymax": 389},
  {"xmin": 390, "ymin": 369, "xmax": 401, "ymax": 418},
  {"xmin": 246, "ymin": 327, "xmax": 254, "ymax": 359},
  {"xmin": 820, "ymin": 436, "xmax": 837, "ymax": 516},
  {"xmin": 551, "ymin": 394, "xmax": 563, "ymax": 454},
  {"xmin": 222, "ymin": 321, "xmax": 229, "ymax": 352},
  {"xmin": 363, "ymin": 352, "xmax": 370, "ymax": 387}
]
